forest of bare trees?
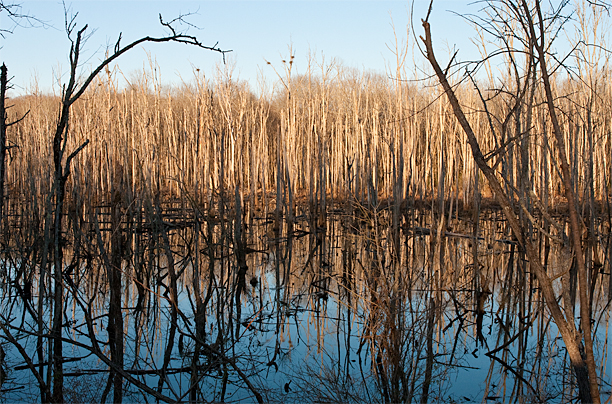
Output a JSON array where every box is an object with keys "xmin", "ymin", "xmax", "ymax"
[{"xmin": 0, "ymin": 0, "xmax": 611, "ymax": 403}]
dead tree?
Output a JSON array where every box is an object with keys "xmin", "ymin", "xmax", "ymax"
[
  {"xmin": 0, "ymin": 65, "xmax": 7, "ymax": 231},
  {"xmin": 38, "ymin": 9, "xmax": 230, "ymax": 404},
  {"xmin": 0, "ymin": 64, "xmax": 28, "ymax": 238},
  {"xmin": 419, "ymin": 0, "xmax": 603, "ymax": 402}
]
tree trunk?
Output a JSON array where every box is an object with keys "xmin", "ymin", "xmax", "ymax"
[{"xmin": 420, "ymin": 16, "xmax": 599, "ymax": 403}]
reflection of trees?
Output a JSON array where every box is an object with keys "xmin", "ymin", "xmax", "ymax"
[
  {"xmin": 0, "ymin": 1, "xmax": 610, "ymax": 401},
  {"xmin": 0, "ymin": 183, "xmax": 610, "ymax": 402}
]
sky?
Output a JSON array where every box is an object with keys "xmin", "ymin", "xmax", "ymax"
[{"xmin": 0, "ymin": 1, "xmax": 478, "ymax": 96}]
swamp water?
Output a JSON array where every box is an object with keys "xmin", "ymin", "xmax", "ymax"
[{"xmin": 0, "ymin": 200, "xmax": 610, "ymax": 403}]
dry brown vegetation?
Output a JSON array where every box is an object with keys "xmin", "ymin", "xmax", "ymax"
[
  {"xmin": 1, "ymin": 1, "xmax": 611, "ymax": 403},
  {"xmin": 5, "ymin": 54, "xmax": 611, "ymax": 221}
]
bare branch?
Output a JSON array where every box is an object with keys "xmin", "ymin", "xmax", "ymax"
[
  {"xmin": 586, "ymin": 0, "xmax": 611, "ymax": 13},
  {"xmin": 0, "ymin": 2, "xmax": 47, "ymax": 38},
  {"xmin": 67, "ymin": 14, "xmax": 231, "ymax": 105},
  {"xmin": 114, "ymin": 32, "xmax": 122, "ymax": 54},
  {"xmin": 420, "ymin": 9, "xmax": 598, "ymax": 403}
]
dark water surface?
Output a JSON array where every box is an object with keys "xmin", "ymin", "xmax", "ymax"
[{"xmin": 0, "ymin": 202, "xmax": 610, "ymax": 403}]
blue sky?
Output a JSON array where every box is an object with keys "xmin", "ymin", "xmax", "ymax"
[{"xmin": 1, "ymin": 1, "xmax": 477, "ymax": 95}]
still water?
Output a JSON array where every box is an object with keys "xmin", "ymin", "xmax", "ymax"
[{"xmin": 0, "ymin": 204, "xmax": 610, "ymax": 403}]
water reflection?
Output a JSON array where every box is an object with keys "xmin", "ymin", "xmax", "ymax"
[{"xmin": 0, "ymin": 201, "xmax": 610, "ymax": 403}]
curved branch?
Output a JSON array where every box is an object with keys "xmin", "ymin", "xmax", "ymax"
[{"xmin": 68, "ymin": 21, "xmax": 231, "ymax": 105}]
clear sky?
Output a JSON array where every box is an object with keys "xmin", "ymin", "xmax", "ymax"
[{"xmin": 1, "ymin": 1, "xmax": 477, "ymax": 95}]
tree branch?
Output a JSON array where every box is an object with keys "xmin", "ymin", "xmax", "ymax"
[{"xmin": 68, "ymin": 15, "xmax": 231, "ymax": 105}]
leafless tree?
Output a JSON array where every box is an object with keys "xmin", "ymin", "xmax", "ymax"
[
  {"xmin": 419, "ymin": 0, "xmax": 607, "ymax": 402},
  {"xmin": 1, "ymin": 5, "xmax": 230, "ymax": 403},
  {"xmin": 0, "ymin": 2, "xmax": 45, "ymax": 39}
]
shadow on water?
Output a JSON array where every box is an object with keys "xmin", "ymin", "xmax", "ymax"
[{"xmin": 0, "ymin": 194, "xmax": 611, "ymax": 403}]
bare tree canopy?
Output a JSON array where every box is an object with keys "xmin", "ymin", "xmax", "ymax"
[
  {"xmin": 0, "ymin": 1, "xmax": 46, "ymax": 38},
  {"xmin": 419, "ymin": 0, "xmax": 609, "ymax": 402}
]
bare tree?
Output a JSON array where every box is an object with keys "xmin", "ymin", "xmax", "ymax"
[
  {"xmin": 0, "ymin": 0, "xmax": 37, "ymax": 233},
  {"xmin": 419, "ymin": 0, "xmax": 604, "ymax": 402},
  {"xmin": 0, "ymin": 2, "xmax": 44, "ymax": 39},
  {"xmin": 2, "ymin": 7, "xmax": 230, "ymax": 404}
]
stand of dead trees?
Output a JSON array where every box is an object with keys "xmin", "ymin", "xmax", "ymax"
[
  {"xmin": 0, "ymin": 1, "xmax": 610, "ymax": 403},
  {"xmin": 420, "ymin": 0, "xmax": 609, "ymax": 402},
  {"xmin": 0, "ymin": 8, "xmax": 229, "ymax": 404}
]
